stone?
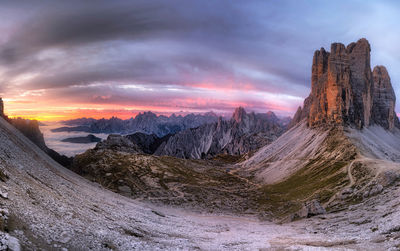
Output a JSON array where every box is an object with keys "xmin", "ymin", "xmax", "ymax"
[
  {"xmin": 377, "ymin": 170, "xmax": 400, "ymax": 186},
  {"xmin": 118, "ymin": 185, "xmax": 132, "ymax": 196},
  {"xmin": 0, "ymin": 191, "xmax": 7, "ymax": 199},
  {"xmin": 7, "ymin": 235, "xmax": 21, "ymax": 251},
  {"xmin": 0, "ymin": 209, "xmax": 9, "ymax": 232},
  {"xmin": 300, "ymin": 199, "xmax": 326, "ymax": 218},
  {"xmin": 291, "ymin": 199, "xmax": 326, "ymax": 220},
  {"xmin": 369, "ymin": 184, "xmax": 383, "ymax": 196}
]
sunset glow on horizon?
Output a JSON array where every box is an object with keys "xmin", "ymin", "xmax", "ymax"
[
  {"xmin": 3, "ymin": 83, "xmax": 303, "ymax": 121},
  {"xmin": 1, "ymin": 1, "xmax": 400, "ymax": 121}
]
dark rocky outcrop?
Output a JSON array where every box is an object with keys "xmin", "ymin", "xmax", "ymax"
[
  {"xmin": 9, "ymin": 118, "xmax": 73, "ymax": 167},
  {"xmin": 94, "ymin": 134, "xmax": 144, "ymax": 153},
  {"xmin": 291, "ymin": 38, "xmax": 399, "ymax": 130},
  {"xmin": 1, "ymin": 97, "xmax": 72, "ymax": 167},
  {"xmin": 61, "ymin": 134, "xmax": 102, "ymax": 144},
  {"xmin": 0, "ymin": 98, "xmax": 4, "ymax": 118},
  {"xmin": 290, "ymin": 200, "xmax": 326, "ymax": 221},
  {"xmin": 125, "ymin": 132, "xmax": 172, "ymax": 154},
  {"xmin": 94, "ymin": 132, "xmax": 171, "ymax": 154},
  {"xmin": 155, "ymin": 107, "xmax": 286, "ymax": 159}
]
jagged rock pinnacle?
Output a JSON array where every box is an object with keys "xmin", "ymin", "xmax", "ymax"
[
  {"xmin": 232, "ymin": 106, "xmax": 246, "ymax": 123},
  {"xmin": 291, "ymin": 38, "xmax": 399, "ymax": 130},
  {"xmin": 371, "ymin": 66, "xmax": 398, "ymax": 130}
]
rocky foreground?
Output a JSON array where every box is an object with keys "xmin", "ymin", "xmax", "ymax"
[{"xmin": 2, "ymin": 106, "xmax": 400, "ymax": 250}]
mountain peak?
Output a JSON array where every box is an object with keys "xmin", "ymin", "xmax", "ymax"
[
  {"xmin": 265, "ymin": 111, "xmax": 278, "ymax": 121},
  {"xmin": 291, "ymin": 38, "xmax": 398, "ymax": 130},
  {"xmin": 232, "ymin": 107, "xmax": 247, "ymax": 123},
  {"xmin": 204, "ymin": 111, "xmax": 218, "ymax": 117}
]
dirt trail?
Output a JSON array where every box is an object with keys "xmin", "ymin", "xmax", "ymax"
[
  {"xmin": 323, "ymin": 160, "xmax": 356, "ymax": 207},
  {"xmin": 347, "ymin": 160, "xmax": 356, "ymax": 187},
  {"xmin": 228, "ymin": 169, "xmax": 262, "ymax": 189}
]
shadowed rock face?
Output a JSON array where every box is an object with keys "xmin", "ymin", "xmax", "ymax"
[
  {"xmin": 371, "ymin": 66, "xmax": 398, "ymax": 130},
  {"xmin": 155, "ymin": 107, "xmax": 286, "ymax": 159},
  {"xmin": 291, "ymin": 38, "xmax": 399, "ymax": 130},
  {"xmin": 9, "ymin": 118, "xmax": 73, "ymax": 167},
  {"xmin": 0, "ymin": 99, "xmax": 3, "ymax": 117}
]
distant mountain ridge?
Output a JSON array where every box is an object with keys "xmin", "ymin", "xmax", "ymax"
[
  {"xmin": 52, "ymin": 111, "xmax": 219, "ymax": 137},
  {"xmin": 155, "ymin": 107, "xmax": 287, "ymax": 159},
  {"xmin": 74, "ymin": 107, "xmax": 289, "ymax": 160}
]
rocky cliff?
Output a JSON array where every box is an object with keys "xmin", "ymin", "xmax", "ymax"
[
  {"xmin": 155, "ymin": 107, "xmax": 286, "ymax": 159},
  {"xmin": 291, "ymin": 38, "xmax": 399, "ymax": 130},
  {"xmin": 10, "ymin": 118, "xmax": 73, "ymax": 167},
  {"xmin": 371, "ymin": 66, "xmax": 399, "ymax": 130},
  {"xmin": 0, "ymin": 98, "xmax": 3, "ymax": 118}
]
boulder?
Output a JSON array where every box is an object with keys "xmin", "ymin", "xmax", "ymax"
[{"xmin": 291, "ymin": 199, "xmax": 326, "ymax": 220}]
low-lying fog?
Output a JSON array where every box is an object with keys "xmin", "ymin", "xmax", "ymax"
[{"xmin": 40, "ymin": 122, "xmax": 108, "ymax": 157}]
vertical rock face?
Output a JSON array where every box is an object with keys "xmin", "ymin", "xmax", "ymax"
[
  {"xmin": 155, "ymin": 108, "xmax": 286, "ymax": 159},
  {"xmin": 232, "ymin": 107, "xmax": 246, "ymax": 123},
  {"xmin": 292, "ymin": 38, "xmax": 399, "ymax": 130},
  {"xmin": 0, "ymin": 98, "xmax": 4, "ymax": 117},
  {"xmin": 346, "ymin": 39, "xmax": 373, "ymax": 128},
  {"xmin": 371, "ymin": 66, "xmax": 397, "ymax": 130},
  {"xmin": 308, "ymin": 43, "xmax": 353, "ymax": 127}
]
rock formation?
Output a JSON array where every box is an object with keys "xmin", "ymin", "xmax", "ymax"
[
  {"xmin": 371, "ymin": 66, "xmax": 398, "ymax": 130},
  {"xmin": 155, "ymin": 107, "xmax": 286, "ymax": 159},
  {"xmin": 93, "ymin": 132, "xmax": 171, "ymax": 154},
  {"xmin": 0, "ymin": 98, "xmax": 3, "ymax": 118},
  {"xmin": 291, "ymin": 38, "xmax": 399, "ymax": 130},
  {"xmin": 94, "ymin": 134, "xmax": 144, "ymax": 154},
  {"xmin": 61, "ymin": 134, "xmax": 102, "ymax": 144},
  {"xmin": 10, "ymin": 118, "xmax": 73, "ymax": 167}
]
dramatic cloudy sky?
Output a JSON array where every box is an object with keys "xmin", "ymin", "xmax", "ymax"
[{"xmin": 0, "ymin": 0, "xmax": 399, "ymax": 120}]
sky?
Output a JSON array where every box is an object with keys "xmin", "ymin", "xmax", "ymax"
[{"xmin": 0, "ymin": 0, "xmax": 400, "ymax": 121}]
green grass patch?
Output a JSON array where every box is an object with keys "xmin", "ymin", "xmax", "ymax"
[{"xmin": 257, "ymin": 158, "xmax": 350, "ymax": 217}]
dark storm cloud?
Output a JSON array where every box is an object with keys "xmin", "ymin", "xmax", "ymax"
[
  {"xmin": 0, "ymin": 2, "xmax": 162, "ymax": 63},
  {"xmin": 0, "ymin": 1, "xmax": 246, "ymax": 64},
  {"xmin": 0, "ymin": 0, "xmax": 308, "ymax": 93}
]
